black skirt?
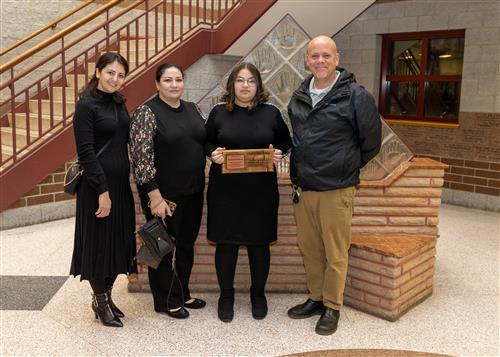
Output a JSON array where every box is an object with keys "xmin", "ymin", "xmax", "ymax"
[
  {"xmin": 207, "ymin": 164, "xmax": 279, "ymax": 245},
  {"xmin": 70, "ymin": 145, "xmax": 137, "ymax": 280}
]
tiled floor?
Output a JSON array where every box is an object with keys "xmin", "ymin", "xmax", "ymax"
[{"xmin": 0, "ymin": 204, "xmax": 499, "ymax": 356}]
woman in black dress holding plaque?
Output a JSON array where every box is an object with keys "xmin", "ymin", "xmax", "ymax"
[
  {"xmin": 70, "ymin": 52, "xmax": 136, "ymax": 328},
  {"xmin": 205, "ymin": 62, "xmax": 292, "ymax": 322},
  {"xmin": 130, "ymin": 63, "xmax": 207, "ymax": 319}
]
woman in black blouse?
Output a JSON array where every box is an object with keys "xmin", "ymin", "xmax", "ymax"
[
  {"xmin": 130, "ymin": 63, "xmax": 207, "ymax": 319},
  {"xmin": 206, "ymin": 62, "xmax": 292, "ymax": 322},
  {"xmin": 70, "ymin": 52, "xmax": 136, "ymax": 327}
]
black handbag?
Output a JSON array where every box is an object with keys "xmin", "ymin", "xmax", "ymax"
[
  {"xmin": 64, "ymin": 138, "xmax": 113, "ymax": 195},
  {"xmin": 136, "ymin": 217, "xmax": 175, "ymax": 269}
]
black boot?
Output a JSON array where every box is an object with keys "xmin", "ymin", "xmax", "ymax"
[
  {"xmin": 106, "ymin": 287, "xmax": 124, "ymax": 318},
  {"xmin": 92, "ymin": 293, "xmax": 123, "ymax": 327},
  {"xmin": 250, "ymin": 286, "xmax": 267, "ymax": 320},
  {"xmin": 218, "ymin": 288, "xmax": 235, "ymax": 322}
]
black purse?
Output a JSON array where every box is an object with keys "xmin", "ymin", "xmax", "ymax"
[{"xmin": 136, "ymin": 217, "xmax": 175, "ymax": 269}]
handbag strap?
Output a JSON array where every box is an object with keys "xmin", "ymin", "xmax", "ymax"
[
  {"xmin": 160, "ymin": 217, "xmax": 184, "ymax": 311},
  {"xmin": 95, "ymin": 104, "xmax": 118, "ymax": 158}
]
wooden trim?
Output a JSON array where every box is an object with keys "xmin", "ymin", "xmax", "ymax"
[{"xmin": 385, "ymin": 119, "xmax": 460, "ymax": 128}]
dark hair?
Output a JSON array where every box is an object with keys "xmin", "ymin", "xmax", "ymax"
[
  {"xmin": 156, "ymin": 63, "xmax": 184, "ymax": 82},
  {"xmin": 222, "ymin": 62, "xmax": 268, "ymax": 111},
  {"xmin": 79, "ymin": 52, "xmax": 129, "ymax": 103}
]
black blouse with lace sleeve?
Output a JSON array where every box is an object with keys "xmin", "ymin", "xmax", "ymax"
[
  {"xmin": 129, "ymin": 96, "xmax": 207, "ymax": 198},
  {"xmin": 129, "ymin": 105, "xmax": 158, "ymax": 192}
]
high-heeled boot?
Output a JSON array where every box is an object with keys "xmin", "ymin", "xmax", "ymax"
[
  {"xmin": 106, "ymin": 287, "xmax": 124, "ymax": 318},
  {"xmin": 92, "ymin": 293, "xmax": 123, "ymax": 327},
  {"xmin": 218, "ymin": 288, "xmax": 235, "ymax": 322}
]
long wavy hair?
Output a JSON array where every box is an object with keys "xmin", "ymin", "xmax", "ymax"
[
  {"xmin": 222, "ymin": 62, "xmax": 268, "ymax": 111},
  {"xmin": 78, "ymin": 52, "xmax": 129, "ymax": 104}
]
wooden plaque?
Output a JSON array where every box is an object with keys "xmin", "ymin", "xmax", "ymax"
[{"xmin": 222, "ymin": 148, "xmax": 274, "ymax": 174}]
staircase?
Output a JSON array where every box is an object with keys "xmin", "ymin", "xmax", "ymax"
[{"xmin": 0, "ymin": 0, "xmax": 276, "ymax": 212}]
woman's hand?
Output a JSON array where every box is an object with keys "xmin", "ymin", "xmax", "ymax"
[
  {"xmin": 211, "ymin": 147, "xmax": 226, "ymax": 164},
  {"xmin": 96, "ymin": 191, "xmax": 112, "ymax": 218},
  {"xmin": 149, "ymin": 199, "xmax": 172, "ymax": 219},
  {"xmin": 269, "ymin": 144, "xmax": 283, "ymax": 165},
  {"xmin": 148, "ymin": 189, "xmax": 173, "ymax": 219}
]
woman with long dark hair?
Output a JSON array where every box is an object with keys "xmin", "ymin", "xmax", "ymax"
[
  {"xmin": 205, "ymin": 62, "xmax": 292, "ymax": 322},
  {"xmin": 130, "ymin": 63, "xmax": 207, "ymax": 319},
  {"xmin": 70, "ymin": 52, "xmax": 136, "ymax": 327}
]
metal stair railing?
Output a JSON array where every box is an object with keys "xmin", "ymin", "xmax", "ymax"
[{"xmin": 0, "ymin": 0, "xmax": 241, "ymax": 168}]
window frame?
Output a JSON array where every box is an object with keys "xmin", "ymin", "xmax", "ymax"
[{"xmin": 379, "ymin": 29, "xmax": 465, "ymax": 126}]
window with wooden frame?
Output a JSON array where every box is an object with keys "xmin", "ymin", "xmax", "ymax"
[{"xmin": 379, "ymin": 30, "xmax": 465, "ymax": 126}]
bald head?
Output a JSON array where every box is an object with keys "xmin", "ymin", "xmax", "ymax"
[
  {"xmin": 306, "ymin": 35, "xmax": 340, "ymax": 89},
  {"xmin": 307, "ymin": 36, "xmax": 338, "ymax": 55}
]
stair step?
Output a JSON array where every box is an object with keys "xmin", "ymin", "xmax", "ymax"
[
  {"xmin": 29, "ymin": 99, "xmax": 75, "ymax": 116},
  {"xmin": 7, "ymin": 112, "xmax": 63, "ymax": 130},
  {"xmin": 50, "ymin": 86, "xmax": 79, "ymax": 101},
  {"xmin": 66, "ymin": 74, "xmax": 88, "ymax": 88},
  {"xmin": 1, "ymin": 127, "xmax": 39, "ymax": 147},
  {"xmin": 119, "ymin": 37, "xmax": 169, "ymax": 51}
]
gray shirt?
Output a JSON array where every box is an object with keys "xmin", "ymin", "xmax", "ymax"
[{"xmin": 309, "ymin": 70, "xmax": 340, "ymax": 107}]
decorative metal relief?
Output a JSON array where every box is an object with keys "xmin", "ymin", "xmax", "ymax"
[
  {"xmin": 360, "ymin": 120, "xmax": 414, "ymax": 180},
  {"xmin": 198, "ymin": 14, "xmax": 414, "ymax": 180}
]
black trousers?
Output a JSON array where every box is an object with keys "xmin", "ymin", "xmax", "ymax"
[
  {"xmin": 215, "ymin": 243, "xmax": 270, "ymax": 296},
  {"xmin": 141, "ymin": 191, "xmax": 204, "ymax": 310}
]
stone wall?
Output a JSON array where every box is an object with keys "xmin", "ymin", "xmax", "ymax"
[{"xmin": 332, "ymin": 0, "xmax": 500, "ymax": 209}]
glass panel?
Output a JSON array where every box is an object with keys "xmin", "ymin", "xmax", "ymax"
[
  {"xmin": 384, "ymin": 81, "xmax": 419, "ymax": 117},
  {"xmin": 424, "ymin": 81, "xmax": 460, "ymax": 119},
  {"xmin": 428, "ymin": 38, "xmax": 464, "ymax": 75},
  {"xmin": 389, "ymin": 40, "xmax": 421, "ymax": 75}
]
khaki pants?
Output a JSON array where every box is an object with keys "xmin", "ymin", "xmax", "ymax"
[{"xmin": 293, "ymin": 186, "xmax": 356, "ymax": 310}]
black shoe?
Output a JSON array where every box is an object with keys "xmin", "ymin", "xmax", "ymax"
[
  {"xmin": 251, "ymin": 295, "xmax": 267, "ymax": 320},
  {"xmin": 287, "ymin": 299, "xmax": 325, "ymax": 319},
  {"xmin": 165, "ymin": 307, "xmax": 189, "ymax": 319},
  {"xmin": 184, "ymin": 298, "xmax": 207, "ymax": 309},
  {"xmin": 106, "ymin": 287, "xmax": 124, "ymax": 318},
  {"xmin": 92, "ymin": 293, "xmax": 123, "ymax": 327},
  {"xmin": 218, "ymin": 297, "xmax": 234, "ymax": 322},
  {"xmin": 315, "ymin": 307, "xmax": 339, "ymax": 335}
]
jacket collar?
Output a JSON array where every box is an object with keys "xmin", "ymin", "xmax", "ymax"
[{"xmin": 293, "ymin": 67, "xmax": 356, "ymax": 106}]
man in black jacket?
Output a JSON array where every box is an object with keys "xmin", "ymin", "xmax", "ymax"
[{"xmin": 287, "ymin": 35, "xmax": 381, "ymax": 335}]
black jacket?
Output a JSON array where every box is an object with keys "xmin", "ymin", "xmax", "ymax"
[{"xmin": 288, "ymin": 68, "xmax": 381, "ymax": 191}]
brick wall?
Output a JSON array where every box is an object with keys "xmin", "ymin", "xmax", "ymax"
[
  {"xmin": 7, "ymin": 159, "xmax": 76, "ymax": 209},
  {"xmin": 128, "ymin": 157, "xmax": 447, "ymax": 294},
  {"xmin": 345, "ymin": 235, "xmax": 436, "ymax": 321}
]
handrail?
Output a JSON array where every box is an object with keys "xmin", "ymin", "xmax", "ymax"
[
  {"xmin": 0, "ymin": 0, "xmax": 122, "ymax": 73},
  {"xmin": 0, "ymin": 0, "xmax": 97, "ymax": 57}
]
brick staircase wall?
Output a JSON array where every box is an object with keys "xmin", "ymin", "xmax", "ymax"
[{"xmin": 129, "ymin": 158, "xmax": 447, "ymax": 305}]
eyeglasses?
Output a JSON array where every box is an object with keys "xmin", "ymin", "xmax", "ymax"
[{"xmin": 235, "ymin": 77, "xmax": 257, "ymax": 86}]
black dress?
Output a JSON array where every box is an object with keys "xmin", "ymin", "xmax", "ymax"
[
  {"xmin": 205, "ymin": 103, "xmax": 292, "ymax": 245},
  {"xmin": 130, "ymin": 96, "xmax": 206, "ymax": 310},
  {"xmin": 70, "ymin": 90, "xmax": 137, "ymax": 281}
]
